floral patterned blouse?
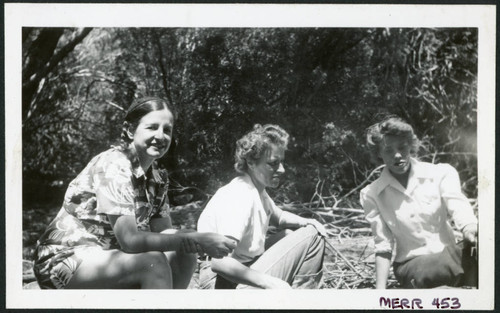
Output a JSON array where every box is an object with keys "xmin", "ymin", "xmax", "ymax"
[{"xmin": 34, "ymin": 146, "xmax": 170, "ymax": 264}]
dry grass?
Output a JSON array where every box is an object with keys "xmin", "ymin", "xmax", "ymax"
[{"xmin": 321, "ymin": 236, "xmax": 398, "ymax": 289}]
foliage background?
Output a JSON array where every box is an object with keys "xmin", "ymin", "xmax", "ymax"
[{"xmin": 22, "ymin": 27, "xmax": 478, "ymax": 260}]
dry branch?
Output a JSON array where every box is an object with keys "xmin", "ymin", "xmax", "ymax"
[{"xmin": 325, "ymin": 240, "xmax": 365, "ymax": 279}]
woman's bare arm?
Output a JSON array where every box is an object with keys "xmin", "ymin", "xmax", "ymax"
[
  {"xmin": 108, "ymin": 215, "xmax": 236, "ymax": 257},
  {"xmin": 211, "ymin": 257, "xmax": 291, "ymax": 289}
]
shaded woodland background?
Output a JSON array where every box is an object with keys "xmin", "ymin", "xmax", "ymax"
[{"xmin": 22, "ymin": 27, "xmax": 478, "ymax": 288}]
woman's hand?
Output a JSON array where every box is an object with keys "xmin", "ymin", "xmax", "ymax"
[
  {"xmin": 178, "ymin": 230, "xmax": 205, "ymax": 255},
  {"xmin": 303, "ymin": 218, "xmax": 327, "ymax": 237},
  {"xmin": 159, "ymin": 228, "xmax": 204, "ymax": 254},
  {"xmin": 462, "ymin": 223, "xmax": 478, "ymax": 245},
  {"xmin": 375, "ymin": 252, "xmax": 392, "ymax": 289},
  {"xmin": 180, "ymin": 236, "xmax": 205, "ymax": 254},
  {"xmin": 189, "ymin": 233, "xmax": 237, "ymax": 258}
]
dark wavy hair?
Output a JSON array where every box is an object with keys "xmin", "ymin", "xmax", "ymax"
[
  {"xmin": 120, "ymin": 96, "xmax": 175, "ymax": 146},
  {"xmin": 234, "ymin": 124, "xmax": 289, "ymax": 174},
  {"xmin": 366, "ymin": 116, "xmax": 420, "ymax": 164}
]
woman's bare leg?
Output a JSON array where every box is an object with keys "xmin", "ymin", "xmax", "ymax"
[
  {"xmin": 160, "ymin": 228, "xmax": 198, "ymax": 289},
  {"xmin": 65, "ymin": 249, "xmax": 172, "ymax": 289},
  {"xmin": 164, "ymin": 251, "xmax": 198, "ymax": 289}
]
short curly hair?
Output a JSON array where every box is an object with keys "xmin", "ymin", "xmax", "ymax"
[
  {"xmin": 234, "ymin": 124, "xmax": 289, "ymax": 174},
  {"xmin": 366, "ymin": 116, "xmax": 420, "ymax": 164}
]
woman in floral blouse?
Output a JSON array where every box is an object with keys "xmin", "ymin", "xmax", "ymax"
[{"xmin": 33, "ymin": 97, "xmax": 236, "ymax": 289}]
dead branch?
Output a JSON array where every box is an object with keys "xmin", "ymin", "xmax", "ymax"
[
  {"xmin": 325, "ymin": 240, "xmax": 366, "ymax": 280},
  {"xmin": 333, "ymin": 164, "xmax": 385, "ymax": 208}
]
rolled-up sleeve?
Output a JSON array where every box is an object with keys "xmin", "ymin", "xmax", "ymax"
[
  {"xmin": 198, "ymin": 188, "xmax": 253, "ymax": 242},
  {"xmin": 360, "ymin": 190, "xmax": 394, "ymax": 254},
  {"xmin": 94, "ymin": 161, "xmax": 135, "ymax": 216},
  {"xmin": 439, "ymin": 164, "xmax": 477, "ymax": 230}
]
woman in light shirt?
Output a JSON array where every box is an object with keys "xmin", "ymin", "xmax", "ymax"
[
  {"xmin": 197, "ymin": 124, "xmax": 326, "ymax": 289},
  {"xmin": 360, "ymin": 116, "xmax": 477, "ymax": 289}
]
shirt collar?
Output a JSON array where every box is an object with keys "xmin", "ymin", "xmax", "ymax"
[
  {"xmin": 375, "ymin": 157, "xmax": 427, "ymax": 195},
  {"xmin": 115, "ymin": 144, "xmax": 164, "ymax": 183}
]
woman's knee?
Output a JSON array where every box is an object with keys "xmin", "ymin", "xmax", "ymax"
[
  {"xmin": 132, "ymin": 251, "xmax": 171, "ymax": 276},
  {"xmin": 299, "ymin": 225, "xmax": 325, "ymax": 242},
  {"xmin": 304, "ymin": 224, "xmax": 318, "ymax": 234},
  {"xmin": 137, "ymin": 252, "xmax": 172, "ymax": 282},
  {"xmin": 141, "ymin": 251, "xmax": 169, "ymax": 265},
  {"xmin": 300, "ymin": 225, "xmax": 325, "ymax": 255},
  {"xmin": 122, "ymin": 252, "xmax": 172, "ymax": 288}
]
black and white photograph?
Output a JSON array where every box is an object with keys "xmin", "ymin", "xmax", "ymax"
[{"xmin": 5, "ymin": 3, "xmax": 495, "ymax": 310}]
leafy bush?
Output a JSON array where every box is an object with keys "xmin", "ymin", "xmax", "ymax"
[{"xmin": 22, "ymin": 27, "xmax": 477, "ymax": 209}]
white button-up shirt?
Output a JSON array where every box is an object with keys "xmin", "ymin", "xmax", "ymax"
[{"xmin": 360, "ymin": 158, "xmax": 477, "ymax": 263}]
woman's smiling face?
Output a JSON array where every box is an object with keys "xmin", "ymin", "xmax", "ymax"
[
  {"xmin": 132, "ymin": 109, "xmax": 174, "ymax": 165},
  {"xmin": 378, "ymin": 134, "xmax": 411, "ymax": 176}
]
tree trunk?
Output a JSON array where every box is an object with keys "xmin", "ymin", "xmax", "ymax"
[{"xmin": 22, "ymin": 27, "xmax": 92, "ymax": 122}]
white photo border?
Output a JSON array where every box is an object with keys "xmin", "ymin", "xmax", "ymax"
[{"xmin": 5, "ymin": 3, "xmax": 496, "ymax": 310}]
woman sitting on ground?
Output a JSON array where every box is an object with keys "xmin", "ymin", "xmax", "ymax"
[
  {"xmin": 33, "ymin": 96, "xmax": 236, "ymax": 289},
  {"xmin": 197, "ymin": 124, "xmax": 326, "ymax": 289},
  {"xmin": 360, "ymin": 116, "xmax": 478, "ymax": 289}
]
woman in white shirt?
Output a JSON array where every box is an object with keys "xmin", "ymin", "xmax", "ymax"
[
  {"xmin": 360, "ymin": 116, "xmax": 478, "ymax": 289},
  {"xmin": 197, "ymin": 124, "xmax": 326, "ymax": 289}
]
